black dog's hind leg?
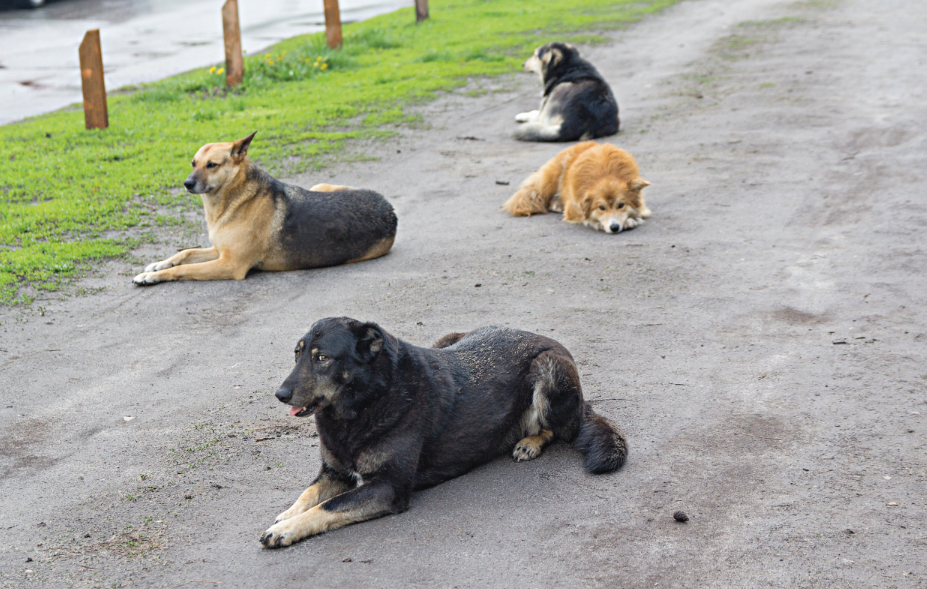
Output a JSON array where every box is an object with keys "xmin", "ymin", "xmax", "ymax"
[
  {"xmin": 433, "ymin": 332, "xmax": 468, "ymax": 349},
  {"xmin": 520, "ymin": 349, "xmax": 627, "ymax": 473},
  {"xmin": 261, "ymin": 477, "xmax": 409, "ymax": 548},
  {"xmin": 274, "ymin": 463, "xmax": 356, "ymax": 524}
]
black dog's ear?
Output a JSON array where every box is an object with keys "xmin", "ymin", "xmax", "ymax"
[
  {"xmin": 355, "ymin": 323, "xmax": 386, "ymax": 362},
  {"xmin": 231, "ymin": 131, "xmax": 256, "ymax": 158}
]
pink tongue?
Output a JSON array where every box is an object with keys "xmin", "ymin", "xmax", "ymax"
[{"xmin": 289, "ymin": 406, "xmax": 305, "ymax": 417}]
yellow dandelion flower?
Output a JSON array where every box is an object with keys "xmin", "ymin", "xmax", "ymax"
[
  {"xmin": 313, "ymin": 62, "xmax": 318, "ymax": 67},
  {"xmin": 266, "ymin": 53, "xmax": 271, "ymax": 58},
  {"xmin": 218, "ymin": 68, "xmax": 225, "ymax": 74},
  {"xmin": 320, "ymin": 63, "xmax": 328, "ymax": 70},
  {"xmin": 316, "ymin": 56, "xmax": 322, "ymax": 61},
  {"xmin": 209, "ymin": 66, "xmax": 216, "ymax": 73}
]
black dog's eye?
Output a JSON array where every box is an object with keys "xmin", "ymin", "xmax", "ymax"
[
  {"xmin": 617, "ymin": 203, "xmax": 625, "ymax": 209},
  {"xmin": 316, "ymin": 354, "xmax": 329, "ymax": 363},
  {"xmin": 206, "ymin": 162, "xmax": 218, "ymax": 169},
  {"xmin": 598, "ymin": 205, "xmax": 606, "ymax": 211}
]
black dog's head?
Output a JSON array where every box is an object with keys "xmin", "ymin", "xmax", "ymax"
[
  {"xmin": 275, "ymin": 317, "xmax": 393, "ymax": 421},
  {"xmin": 523, "ymin": 42, "xmax": 581, "ymax": 84}
]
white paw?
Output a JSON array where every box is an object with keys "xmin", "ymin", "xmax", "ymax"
[
  {"xmin": 515, "ymin": 110, "xmax": 538, "ymax": 123},
  {"xmin": 133, "ymin": 272, "xmax": 161, "ymax": 286}
]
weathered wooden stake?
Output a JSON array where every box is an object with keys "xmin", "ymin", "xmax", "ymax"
[
  {"xmin": 78, "ymin": 29, "xmax": 108, "ymax": 130},
  {"xmin": 323, "ymin": 0, "xmax": 343, "ymax": 49},
  {"xmin": 415, "ymin": 0, "xmax": 429, "ymax": 22},
  {"xmin": 222, "ymin": 0, "xmax": 244, "ymax": 86}
]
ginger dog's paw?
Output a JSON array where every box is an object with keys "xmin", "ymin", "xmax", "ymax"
[{"xmin": 133, "ymin": 272, "xmax": 160, "ymax": 286}]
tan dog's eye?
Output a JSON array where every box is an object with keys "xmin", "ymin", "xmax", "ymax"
[
  {"xmin": 617, "ymin": 203, "xmax": 625, "ymax": 209},
  {"xmin": 598, "ymin": 205, "xmax": 606, "ymax": 211},
  {"xmin": 191, "ymin": 160, "xmax": 195, "ymax": 168},
  {"xmin": 206, "ymin": 162, "xmax": 218, "ymax": 169}
]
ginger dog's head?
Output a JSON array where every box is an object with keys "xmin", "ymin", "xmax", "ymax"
[
  {"xmin": 183, "ymin": 132, "xmax": 256, "ymax": 195},
  {"xmin": 581, "ymin": 177, "xmax": 651, "ymax": 234}
]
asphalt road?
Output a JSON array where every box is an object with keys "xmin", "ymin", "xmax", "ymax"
[
  {"xmin": 1, "ymin": 0, "xmax": 926, "ymax": 587},
  {"xmin": 0, "ymin": 0, "xmax": 409, "ymax": 124}
]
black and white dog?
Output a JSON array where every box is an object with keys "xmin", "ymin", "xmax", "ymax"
[
  {"xmin": 515, "ymin": 42, "xmax": 620, "ymax": 142},
  {"xmin": 260, "ymin": 317, "xmax": 628, "ymax": 547}
]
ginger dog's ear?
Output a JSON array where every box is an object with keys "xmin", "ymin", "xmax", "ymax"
[
  {"xmin": 231, "ymin": 132, "xmax": 257, "ymax": 159},
  {"xmin": 581, "ymin": 198, "xmax": 593, "ymax": 218},
  {"xmin": 628, "ymin": 179, "xmax": 651, "ymax": 192}
]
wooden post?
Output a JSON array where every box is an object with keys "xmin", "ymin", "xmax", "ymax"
[
  {"xmin": 415, "ymin": 0, "xmax": 428, "ymax": 22},
  {"xmin": 78, "ymin": 30, "xmax": 108, "ymax": 130},
  {"xmin": 323, "ymin": 0, "xmax": 343, "ymax": 49},
  {"xmin": 222, "ymin": 0, "xmax": 244, "ymax": 86}
]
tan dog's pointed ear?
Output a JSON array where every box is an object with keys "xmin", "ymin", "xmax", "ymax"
[
  {"xmin": 231, "ymin": 132, "xmax": 257, "ymax": 159},
  {"xmin": 628, "ymin": 179, "xmax": 651, "ymax": 191}
]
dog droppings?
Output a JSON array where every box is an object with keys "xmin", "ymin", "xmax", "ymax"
[{"xmin": 673, "ymin": 511, "xmax": 689, "ymax": 522}]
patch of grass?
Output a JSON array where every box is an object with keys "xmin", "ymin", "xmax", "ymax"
[{"xmin": 0, "ymin": 0, "xmax": 679, "ymax": 304}]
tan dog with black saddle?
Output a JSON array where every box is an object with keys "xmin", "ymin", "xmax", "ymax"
[{"xmin": 133, "ymin": 133, "xmax": 397, "ymax": 285}]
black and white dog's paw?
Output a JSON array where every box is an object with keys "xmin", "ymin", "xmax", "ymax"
[{"xmin": 515, "ymin": 110, "xmax": 539, "ymax": 123}]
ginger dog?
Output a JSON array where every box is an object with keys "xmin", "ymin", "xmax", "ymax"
[{"xmin": 503, "ymin": 141, "xmax": 651, "ymax": 234}]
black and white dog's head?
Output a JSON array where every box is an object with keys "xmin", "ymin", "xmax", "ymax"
[
  {"xmin": 522, "ymin": 42, "xmax": 581, "ymax": 85},
  {"xmin": 275, "ymin": 317, "xmax": 394, "ymax": 420}
]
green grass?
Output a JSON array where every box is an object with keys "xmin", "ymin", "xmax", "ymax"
[{"xmin": 0, "ymin": 0, "xmax": 677, "ymax": 304}]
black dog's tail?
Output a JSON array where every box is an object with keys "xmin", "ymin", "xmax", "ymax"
[{"xmin": 573, "ymin": 403, "xmax": 628, "ymax": 474}]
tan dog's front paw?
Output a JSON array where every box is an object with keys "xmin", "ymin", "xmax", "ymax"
[
  {"xmin": 260, "ymin": 519, "xmax": 302, "ymax": 548},
  {"xmin": 274, "ymin": 505, "xmax": 307, "ymax": 524},
  {"xmin": 144, "ymin": 260, "xmax": 173, "ymax": 273},
  {"xmin": 133, "ymin": 271, "xmax": 161, "ymax": 286}
]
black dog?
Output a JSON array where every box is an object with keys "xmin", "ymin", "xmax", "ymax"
[
  {"xmin": 514, "ymin": 42, "xmax": 619, "ymax": 142},
  {"xmin": 261, "ymin": 317, "xmax": 628, "ymax": 548}
]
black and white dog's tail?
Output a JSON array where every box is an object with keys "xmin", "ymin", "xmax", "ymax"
[
  {"xmin": 514, "ymin": 122, "xmax": 565, "ymax": 142},
  {"xmin": 573, "ymin": 403, "xmax": 628, "ymax": 474}
]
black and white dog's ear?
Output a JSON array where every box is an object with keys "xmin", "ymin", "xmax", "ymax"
[
  {"xmin": 355, "ymin": 323, "xmax": 386, "ymax": 362},
  {"xmin": 542, "ymin": 47, "xmax": 563, "ymax": 67}
]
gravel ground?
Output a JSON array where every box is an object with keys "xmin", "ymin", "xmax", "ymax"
[{"xmin": 1, "ymin": 0, "xmax": 926, "ymax": 587}]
